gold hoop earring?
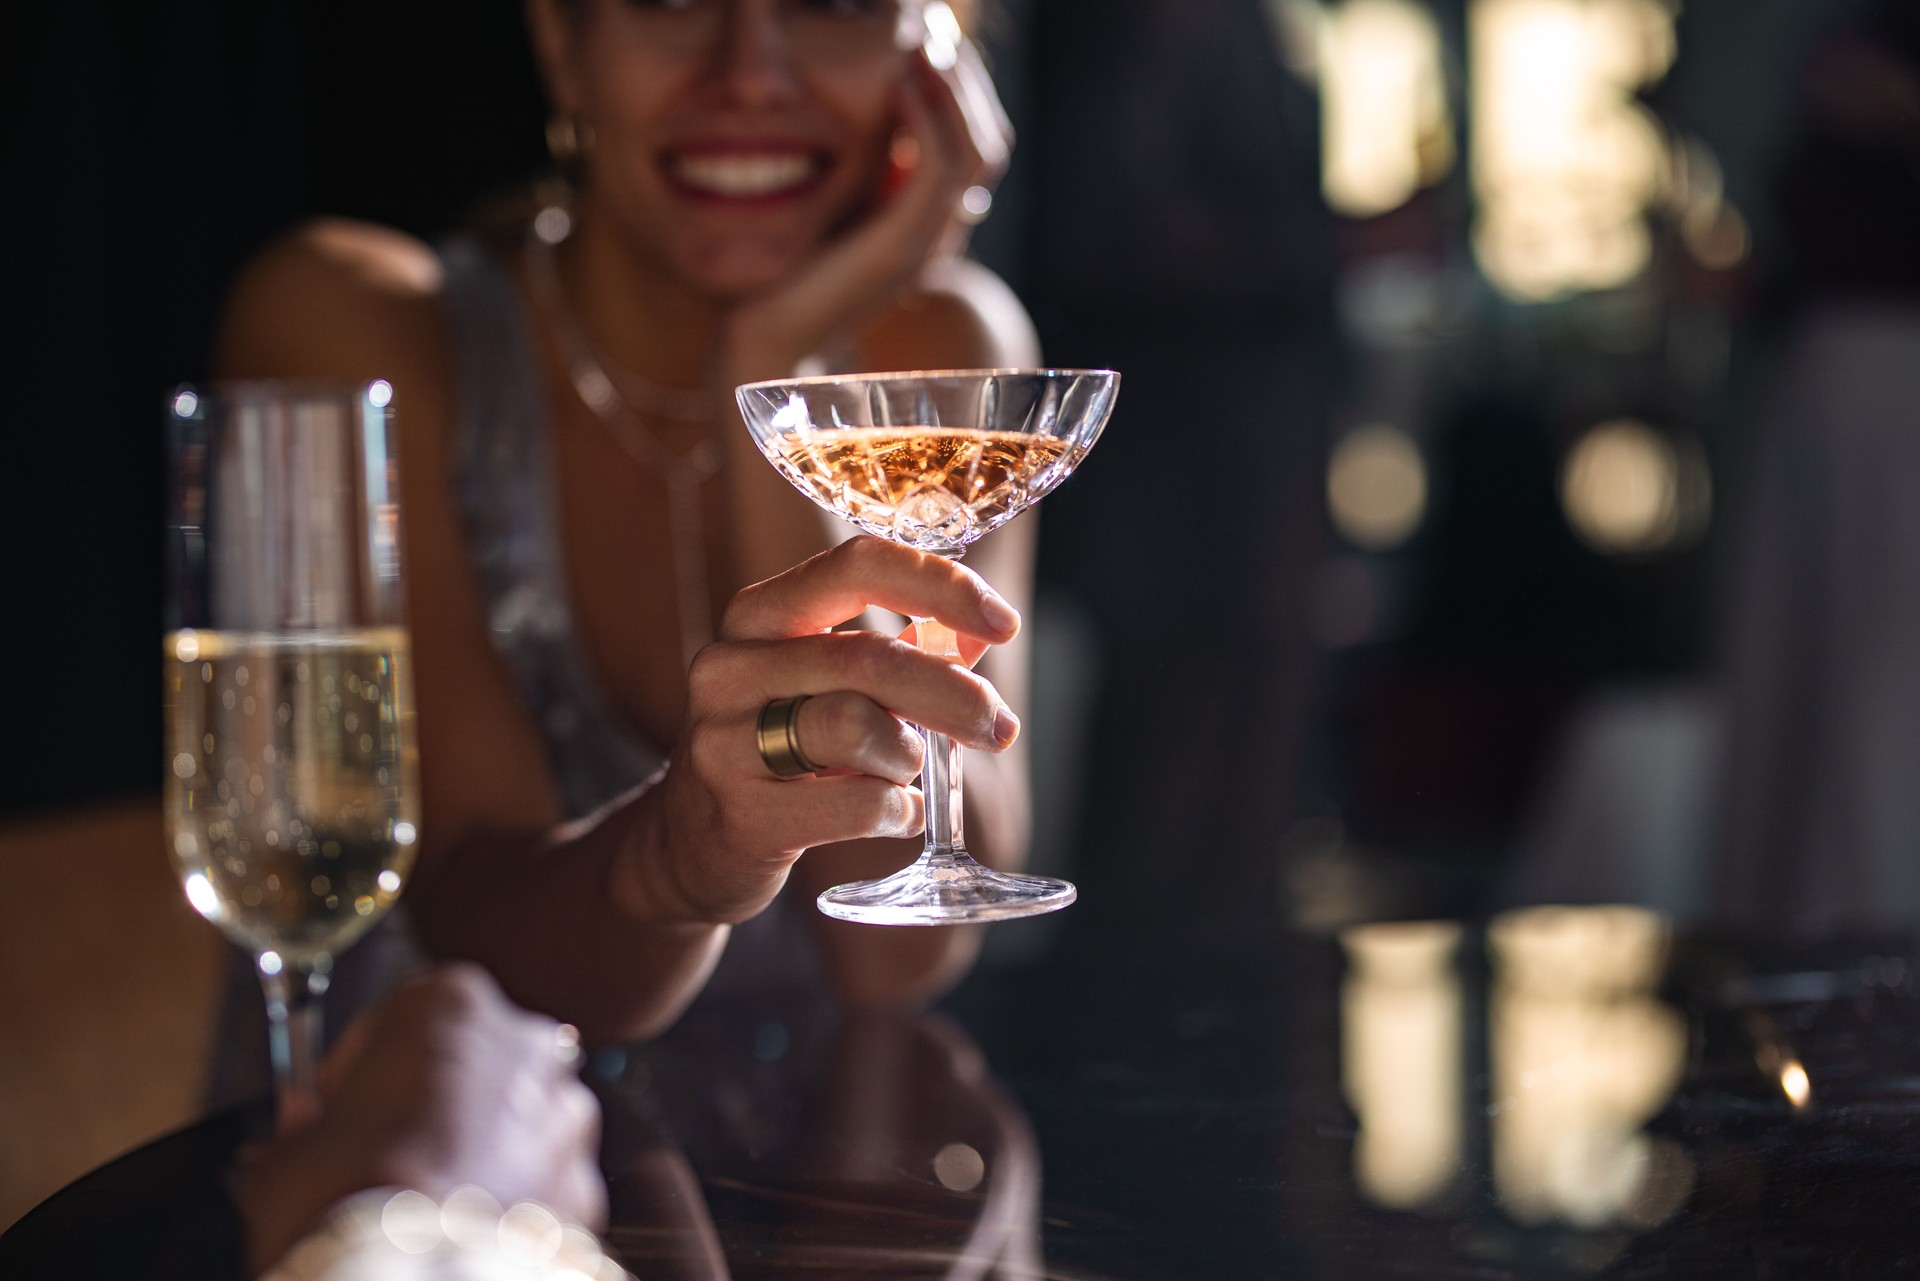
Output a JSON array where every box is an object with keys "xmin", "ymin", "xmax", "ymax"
[{"xmin": 544, "ymin": 116, "xmax": 595, "ymax": 163}]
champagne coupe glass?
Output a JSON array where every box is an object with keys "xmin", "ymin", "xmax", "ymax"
[
  {"xmin": 163, "ymin": 381, "xmax": 418, "ymax": 1126},
  {"xmin": 736, "ymin": 369, "xmax": 1118, "ymax": 924}
]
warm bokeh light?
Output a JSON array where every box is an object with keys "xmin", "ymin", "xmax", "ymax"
[
  {"xmin": 1470, "ymin": 0, "xmax": 1675, "ymax": 300},
  {"xmin": 1487, "ymin": 906, "xmax": 1689, "ymax": 1228},
  {"xmin": 1669, "ymin": 135, "xmax": 1749, "ymax": 271},
  {"xmin": 381, "ymin": 1188, "xmax": 443, "ymax": 1254},
  {"xmin": 1683, "ymin": 202, "xmax": 1751, "ymax": 271},
  {"xmin": 1340, "ymin": 921, "xmax": 1464, "ymax": 1210},
  {"xmin": 934, "ymin": 1142, "xmax": 987, "ymax": 1192},
  {"xmin": 533, "ymin": 204, "xmax": 573, "ymax": 245},
  {"xmin": 1561, "ymin": 419, "xmax": 1709, "ymax": 555},
  {"xmin": 1317, "ymin": 0, "xmax": 1456, "ymax": 218},
  {"xmin": 1328, "ymin": 425, "xmax": 1427, "ymax": 551},
  {"xmin": 1779, "ymin": 1059, "xmax": 1812, "ymax": 1110}
]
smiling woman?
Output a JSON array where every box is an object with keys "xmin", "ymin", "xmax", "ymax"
[{"xmin": 211, "ymin": 0, "xmax": 1039, "ymax": 1070}]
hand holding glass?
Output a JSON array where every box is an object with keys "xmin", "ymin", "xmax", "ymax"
[
  {"xmin": 736, "ymin": 369, "xmax": 1118, "ymax": 925},
  {"xmin": 163, "ymin": 382, "xmax": 418, "ymax": 1126}
]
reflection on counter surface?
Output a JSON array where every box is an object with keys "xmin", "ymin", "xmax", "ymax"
[
  {"xmin": 10, "ymin": 903, "xmax": 1920, "ymax": 1277},
  {"xmin": 556, "ymin": 910, "xmax": 1920, "ymax": 1278},
  {"xmin": 565, "ymin": 909, "xmax": 1920, "ymax": 1278},
  {"xmin": 594, "ymin": 1004, "xmax": 1042, "ymax": 1280},
  {"xmin": 1484, "ymin": 907, "xmax": 1686, "ymax": 1231}
]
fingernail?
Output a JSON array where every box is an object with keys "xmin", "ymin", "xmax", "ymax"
[
  {"xmin": 982, "ymin": 593, "xmax": 1020, "ymax": 637},
  {"xmin": 993, "ymin": 705, "xmax": 1020, "ymax": 747}
]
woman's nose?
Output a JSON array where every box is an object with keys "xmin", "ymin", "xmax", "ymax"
[{"xmin": 708, "ymin": 0, "xmax": 802, "ymax": 106}]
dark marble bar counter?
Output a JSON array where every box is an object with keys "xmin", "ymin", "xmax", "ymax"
[{"xmin": 9, "ymin": 907, "xmax": 1920, "ymax": 1279}]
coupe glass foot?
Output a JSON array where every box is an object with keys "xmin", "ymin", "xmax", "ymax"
[{"xmin": 817, "ymin": 858, "xmax": 1076, "ymax": 925}]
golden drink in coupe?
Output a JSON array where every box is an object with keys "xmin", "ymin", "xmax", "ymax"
[{"xmin": 766, "ymin": 427, "xmax": 1071, "ymax": 550}]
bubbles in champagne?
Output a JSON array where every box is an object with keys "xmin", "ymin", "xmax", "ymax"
[{"xmin": 163, "ymin": 629, "xmax": 418, "ymax": 967}]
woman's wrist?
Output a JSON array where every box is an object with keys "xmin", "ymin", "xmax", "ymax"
[{"xmin": 605, "ymin": 775, "xmax": 730, "ymax": 932}]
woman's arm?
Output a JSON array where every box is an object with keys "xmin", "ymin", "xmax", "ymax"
[{"xmin": 217, "ymin": 224, "xmax": 1027, "ymax": 1042}]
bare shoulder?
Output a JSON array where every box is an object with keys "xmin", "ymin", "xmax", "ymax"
[
  {"xmin": 856, "ymin": 258, "xmax": 1042, "ymax": 372},
  {"xmin": 217, "ymin": 218, "xmax": 449, "ymax": 385}
]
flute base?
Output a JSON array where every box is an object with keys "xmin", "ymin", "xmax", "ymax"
[{"xmin": 816, "ymin": 853, "xmax": 1077, "ymax": 925}]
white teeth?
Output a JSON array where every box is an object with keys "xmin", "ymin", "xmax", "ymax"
[{"xmin": 672, "ymin": 153, "xmax": 816, "ymax": 197}]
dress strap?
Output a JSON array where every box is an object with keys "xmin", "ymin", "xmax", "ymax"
[{"xmin": 438, "ymin": 235, "xmax": 665, "ymax": 818}]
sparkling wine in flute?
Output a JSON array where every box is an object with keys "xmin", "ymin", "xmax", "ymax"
[
  {"xmin": 738, "ymin": 370, "xmax": 1119, "ymax": 925},
  {"xmin": 163, "ymin": 628, "xmax": 418, "ymax": 969},
  {"xmin": 166, "ymin": 379, "xmax": 412, "ymax": 1127}
]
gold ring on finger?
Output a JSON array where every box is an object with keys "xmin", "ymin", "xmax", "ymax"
[{"xmin": 757, "ymin": 696, "xmax": 823, "ymax": 780}]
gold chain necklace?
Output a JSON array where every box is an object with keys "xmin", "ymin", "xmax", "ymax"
[{"xmin": 525, "ymin": 219, "xmax": 722, "ymax": 672}]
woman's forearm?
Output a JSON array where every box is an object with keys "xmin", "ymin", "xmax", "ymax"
[{"xmin": 405, "ymin": 785, "xmax": 729, "ymax": 1046}]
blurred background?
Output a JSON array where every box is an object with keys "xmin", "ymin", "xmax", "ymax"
[{"xmin": 7, "ymin": 0, "xmax": 1920, "ymax": 937}]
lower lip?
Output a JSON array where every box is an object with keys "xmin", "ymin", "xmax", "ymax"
[{"xmin": 659, "ymin": 159, "xmax": 831, "ymax": 208}]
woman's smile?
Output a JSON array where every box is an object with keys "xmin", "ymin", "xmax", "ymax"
[{"xmin": 660, "ymin": 140, "xmax": 834, "ymax": 204}]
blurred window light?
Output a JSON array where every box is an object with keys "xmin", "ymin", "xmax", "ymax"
[
  {"xmin": 1340, "ymin": 921, "xmax": 1464, "ymax": 1210},
  {"xmin": 1329, "ymin": 424, "xmax": 1427, "ymax": 551},
  {"xmin": 1486, "ymin": 906, "xmax": 1690, "ymax": 1228},
  {"xmin": 1317, "ymin": 0, "xmax": 1457, "ymax": 218},
  {"xmin": 1470, "ymin": 0, "xmax": 1676, "ymax": 301},
  {"xmin": 1561, "ymin": 419, "xmax": 1710, "ymax": 555}
]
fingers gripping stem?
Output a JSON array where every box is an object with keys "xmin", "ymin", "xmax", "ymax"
[{"xmin": 914, "ymin": 615, "xmax": 965, "ymax": 858}]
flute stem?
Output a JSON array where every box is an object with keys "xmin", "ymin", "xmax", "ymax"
[{"xmin": 259, "ymin": 955, "xmax": 325, "ymax": 1132}]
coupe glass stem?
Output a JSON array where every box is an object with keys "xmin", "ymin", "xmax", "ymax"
[
  {"xmin": 913, "ymin": 614, "xmax": 972, "ymax": 870},
  {"xmin": 259, "ymin": 957, "xmax": 325, "ymax": 1130}
]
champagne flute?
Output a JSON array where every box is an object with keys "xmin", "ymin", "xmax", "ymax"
[
  {"xmin": 162, "ymin": 380, "xmax": 418, "ymax": 1126},
  {"xmin": 736, "ymin": 369, "xmax": 1118, "ymax": 924}
]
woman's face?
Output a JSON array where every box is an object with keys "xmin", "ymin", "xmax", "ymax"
[{"xmin": 544, "ymin": 0, "xmax": 918, "ymax": 298}]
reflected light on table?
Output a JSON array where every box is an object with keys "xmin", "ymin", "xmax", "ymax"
[
  {"xmin": 1487, "ymin": 906, "xmax": 1691, "ymax": 1229},
  {"xmin": 1314, "ymin": 0, "xmax": 1456, "ymax": 218},
  {"xmin": 1470, "ymin": 0, "xmax": 1676, "ymax": 300},
  {"xmin": 1340, "ymin": 921, "xmax": 1464, "ymax": 1210},
  {"xmin": 1779, "ymin": 1058, "xmax": 1813, "ymax": 1111}
]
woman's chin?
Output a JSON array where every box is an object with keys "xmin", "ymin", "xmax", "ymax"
[{"xmin": 672, "ymin": 241, "xmax": 820, "ymax": 302}]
